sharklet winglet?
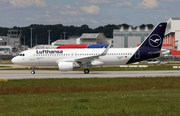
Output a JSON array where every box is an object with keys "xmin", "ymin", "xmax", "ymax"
[{"xmin": 101, "ymin": 41, "xmax": 111, "ymax": 56}]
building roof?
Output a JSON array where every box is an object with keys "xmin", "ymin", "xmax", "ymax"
[
  {"xmin": 171, "ymin": 17, "xmax": 180, "ymax": 20},
  {"xmin": 33, "ymin": 45, "xmax": 57, "ymax": 49},
  {"xmin": 114, "ymin": 25, "xmax": 152, "ymax": 32},
  {"xmin": 52, "ymin": 39, "xmax": 77, "ymax": 45},
  {"xmin": 80, "ymin": 33, "xmax": 99, "ymax": 38}
]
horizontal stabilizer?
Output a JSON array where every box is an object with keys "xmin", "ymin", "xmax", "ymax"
[{"xmin": 148, "ymin": 51, "xmax": 161, "ymax": 55}]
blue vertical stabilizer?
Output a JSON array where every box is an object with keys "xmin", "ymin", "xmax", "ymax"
[{"xmin": 127, "ymin": 22, "xmax": 167, "ymax": 64}]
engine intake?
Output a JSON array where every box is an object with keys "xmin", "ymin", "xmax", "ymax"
[{"xmin": 58, "ymin": 62, "xmax": 80, "ymax": 71}]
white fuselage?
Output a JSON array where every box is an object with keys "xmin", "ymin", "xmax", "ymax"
[{"xmin": 12, "ymin": 47, "xmax": 138, "ymax": 66}]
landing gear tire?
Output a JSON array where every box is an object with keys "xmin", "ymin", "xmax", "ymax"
[
  {"xmin": 31, "ymin": 71, "xmax": 35, "ymax": 74},
  {"xmin": 84, "ymin": 69, "xmax": 89, "ymax": 74}
]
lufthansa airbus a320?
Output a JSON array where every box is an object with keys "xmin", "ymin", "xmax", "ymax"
[{"xmin": 12, "ymin": 22, "xmax": 167, "ymax": 74}]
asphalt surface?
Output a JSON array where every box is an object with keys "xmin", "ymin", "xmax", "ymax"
[
  {"xmin": 0, "ymin": 70, "xmax": 180, "ymax": 80},
  {"xmin": 1, "ymin": 63, "xmax": 180, "ymax": 80}
]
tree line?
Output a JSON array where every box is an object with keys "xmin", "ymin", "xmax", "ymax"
[{"xmin": 0, "ymin": 23, "xmax": 154, "ymax": 47}]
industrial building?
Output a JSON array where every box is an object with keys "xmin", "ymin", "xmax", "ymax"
[
  {"xmin": 51, "ymin": 38, "xmax": 77, "ymax": 46},
  {"xmin": 79, "ymin": 33, "xmax": 109, "ymax": 45},
  {"xmin": 52, "ymin": 33, "xmax": 109, "ymax": 46},
  {"xmin": 0, "ymin": 30, "xmax": 21, "ymax": 49},
  {"xmin": 163, "ymin": 18, "xmax": 180, "ymax": 50},
  {"xmin": 0, "ymin": 30, "xmax": 23, "ymax": 58},
  {"xmin": 113, "ymin": 25, "xmax": 153, "ymax": 48}
]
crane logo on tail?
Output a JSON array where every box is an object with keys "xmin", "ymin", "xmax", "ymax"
[{"xmin": 149, "ymin": 34, "xmax": 162, "ymax": 47}]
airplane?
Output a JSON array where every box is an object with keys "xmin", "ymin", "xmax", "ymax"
[
  {"xmin": 160, "ymin": 49, "xmax": 171, "ymax": 56},
  {"xmin": 148, "ymin": 60, "xmax": 164, "ymax": 65},
  {"xmin": 11, "ymin": 22, "xmax": 167, "ymax": 74}
]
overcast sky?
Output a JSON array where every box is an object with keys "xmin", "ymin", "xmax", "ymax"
[{"xmin": 0, "ymin": 0, "xmax": 180, "ymax": 28}]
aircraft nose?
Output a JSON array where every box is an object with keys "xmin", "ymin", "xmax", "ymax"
[{"xmin": 11, "ymin": 57, "xmax": 18, "ymax": 64}]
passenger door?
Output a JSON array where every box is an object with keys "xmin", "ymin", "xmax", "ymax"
[{"xmin": 30, "ymin": 50, "xmax": 35, "ymax": 60}]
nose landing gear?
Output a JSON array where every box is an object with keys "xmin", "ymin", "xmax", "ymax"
[{"xmin": 31, "ymin": 66, "xmax": 35, "ymax": 74}]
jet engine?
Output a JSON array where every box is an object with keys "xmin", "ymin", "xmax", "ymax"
[{"xmin": 58, "ymin": 62, "xmax": 80, "ymax": 71}]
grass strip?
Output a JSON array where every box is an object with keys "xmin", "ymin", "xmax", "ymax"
[{"xmin": 0, "ymin": 77, "xmax": 180, "ymax": 115}]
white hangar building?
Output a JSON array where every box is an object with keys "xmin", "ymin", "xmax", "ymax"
[
  {"xmin": 164, "ymin": 18, "xmax": 180, "ymax": 50},
  {"xmin": 113, "ymin": 25, "xmax": 153, "ymax": 48}
]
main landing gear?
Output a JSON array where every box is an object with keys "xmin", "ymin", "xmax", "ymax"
[
  {"xmin": 31, "ymin": 66, "xmax": 35, "ymax": 74},
  {"xmin": 84, "ymin": 69, "xmax": 89, "ymax": 74},
  {"xmin": 82, "ymin": 64, "xmax": 89, "ymax": 74},
  {"xmin": 30, "ymin": 66, "xmax": 90, "ymax": 74}
]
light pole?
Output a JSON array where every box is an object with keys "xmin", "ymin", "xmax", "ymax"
[
  {"xmin": 48, "ymin": 30, "xmax": 51, "ymax": 45},
  {"xmin": 29, "ymin": 28, "xmax": 33, "ymax": 48},
  {"xmin": 23, "ymin": 36, "xmax": 25, "ymax": 50},
  {"xmin": 36, "ymin": 35, "xmax": 37, "ymax": 46},
  {"xmin": 60, "ymin": 35, "xmax": 62, "ymax": 39},
  {"xmin": 63, "ymin": 32, "xmax": 66, "ymax": 40}
]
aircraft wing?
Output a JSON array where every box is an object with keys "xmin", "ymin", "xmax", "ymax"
[
  {"xmin": 56, "ymin": 43, "xmax": 111, "ymax": 64},
  {"xmin": 74, "ymin": 55, "xmax": 101, "ymax": 64}
]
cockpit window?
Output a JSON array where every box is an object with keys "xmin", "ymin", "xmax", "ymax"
[{"xmin": 18, "ymin": 54, "xmax": 25, "ymax": 56}]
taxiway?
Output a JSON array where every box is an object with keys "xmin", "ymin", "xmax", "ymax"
[{"xmin": 0, "ymin": 70, "xmax": 180, "ymax": 80}]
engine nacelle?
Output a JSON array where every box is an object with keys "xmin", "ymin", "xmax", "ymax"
[{"xmin": 58, "ymin": 62, "xmax": 80, "ymax": 71}]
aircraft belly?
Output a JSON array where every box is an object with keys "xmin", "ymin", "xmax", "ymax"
[{"xmin": 99, "ymin": 56, "xmax": 130, "ymax": 65}]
